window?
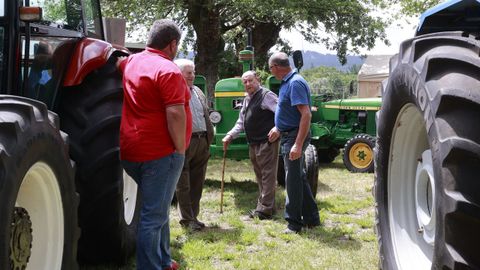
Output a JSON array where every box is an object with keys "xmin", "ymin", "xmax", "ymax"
[
  {"xmin": 28, "ymin": 0, "xmax": 83, "ymax": 31},
  {"xmin": 20, "ymin": 36, "xmax": 75, "ymax": 107},
  {"xmin": 83, "ymin": 0, "xmax": 103, "ymax": 39},
  {"xmin": 0, "ymin": 0, "xmax": 4, "ymax": 16}
]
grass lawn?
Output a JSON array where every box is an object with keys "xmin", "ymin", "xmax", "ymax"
[{"xmin": 82, "ymin": 155, "xmax": 378, "ymax": 270}]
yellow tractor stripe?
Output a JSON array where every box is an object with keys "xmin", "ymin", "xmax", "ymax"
[{"xmin": 215, "ymin": 92, "xmax": 247, "ymax": 97}]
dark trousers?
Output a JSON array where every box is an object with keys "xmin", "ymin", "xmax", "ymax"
[
  {"xmin": 176, "ymin": 135, "xmax": 210, "ymax": 224},
  {"xmin": 280, "ymin": 130, "xmax": 320, "ymax": 231},
  {"xmin": 249, "ymin": 140, "xmax": 280, "ymax": 215}
]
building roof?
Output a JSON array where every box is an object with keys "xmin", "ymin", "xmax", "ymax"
[{"xmin": 357, "ymin": 55, "xmax": 392, "ymax": 82}]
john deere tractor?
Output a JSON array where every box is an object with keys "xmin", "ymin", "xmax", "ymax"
[
  {"xmin": 375, "ymin": 0, "xmax": 480, "ymax": 269},
  {"xmin": 0, "ymin": 1, "xmax": 139, "ymax": 269},
  {"xmin": 310, "ymin": 96, "xmax": 380, "ymax": 173}
]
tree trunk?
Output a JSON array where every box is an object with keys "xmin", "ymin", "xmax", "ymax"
[
  {"xmin": 251, "ymin": 22, "xmax": 281, "ymax": 71},
  {"xmin": 186, "ymin": 0, "xmax": 223, "ymax": 103}
]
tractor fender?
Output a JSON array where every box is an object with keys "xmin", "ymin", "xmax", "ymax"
[
  {"xmin": 417, "ymin": 0, "xmax": 480, "ymax": 36},
  {"xmin": 63, "ymin": 38, "xmax": 129, "ymax": 87}
]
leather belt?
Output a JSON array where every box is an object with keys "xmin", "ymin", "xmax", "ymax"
[
  {"xmin": 191, "ymin": 132, "xmax": 207, "ymax": 138},
  {"xmin": 280, "ymin": 128, "xmax": 298, "ymax": 136}
]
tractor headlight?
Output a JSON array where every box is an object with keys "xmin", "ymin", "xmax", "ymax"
[{"xmin": 209, "ymin": 111, "xmax": 222, "ymax": 124}]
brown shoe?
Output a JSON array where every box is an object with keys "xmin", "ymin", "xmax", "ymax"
[{"xmin": 248, "ymin": 210, "xmax": 272, "ymax": 220}]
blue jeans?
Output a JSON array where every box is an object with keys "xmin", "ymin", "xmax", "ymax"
[
  {"xmin": 280, "ymin": 130, "xmax": 320, "ymax": 232},
  {"xmin": 122, "ymin": 153, "xmax": 185, "ymax": 270}
]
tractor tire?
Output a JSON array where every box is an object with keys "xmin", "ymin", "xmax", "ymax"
[
  {"xmin": 304, "ymin": 144, "xmax": 319, "ymax": 197},
  {"xmin": 277, "ymin": 156, "xmax": 285, "ymax": 188},
  {"xmin": 276, "ymin": 144, "xmax": 319, "ymax": 197},
  {"xmin": 59, "ymin": 59, "xmax": 140, "ymax": 264},
  {"xmin": 375, "ymin": 32, "xmax": 480, "ymax": 270},
  {"xmin": 0, "ymin": 96, "xmax": 78, "ymax": 270},
  {"xmin": 317, "ymin": 147, "xmax": 339, "ymax": 163},
  {"xmin": 343, "ymin": 134, "xmax": 375, "ymax": 173}
]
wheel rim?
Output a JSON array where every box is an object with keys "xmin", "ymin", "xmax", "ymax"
[
  {"xmin": 388, "ymin": 104, "xmax": 433, "ymax": 269},
  {"xmin": 123, "ymin": 170, "xmax": 138, "ymax": 225},
  {"xmin": 349, "ymin": 142, "xmax": 373, "ymax": 169},
  {"xmin": 12, "ymin": 162, "xmax": 64, "ymax": 270}
]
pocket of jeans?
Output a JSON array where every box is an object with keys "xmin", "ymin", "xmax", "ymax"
[{"xmin": 170, "ymin": 152, "xmax": 185, "ymax": 170}]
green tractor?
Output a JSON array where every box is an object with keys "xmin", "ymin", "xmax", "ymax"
[{"xmin": 310, "ymin": 96, "xmax": 380, "ymax": 173}]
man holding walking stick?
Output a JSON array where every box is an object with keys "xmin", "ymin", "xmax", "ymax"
[{"xmin": 222, "ymin": 70, "xmax": 279, "ymax": 220}]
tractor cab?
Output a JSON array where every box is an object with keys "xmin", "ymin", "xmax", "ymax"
[{"xmin": 0, "ymin": 1, "xmax": 140, "ymax": 269}]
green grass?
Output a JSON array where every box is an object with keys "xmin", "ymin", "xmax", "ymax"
[{"xmin": 81, "ymin": 155, "xmax": 378, "ymax": 270}]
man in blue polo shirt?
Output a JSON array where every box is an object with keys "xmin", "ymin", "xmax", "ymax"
[{"xmin": 269, "ymin": 52, "xmax": 320, "ymax": 234}]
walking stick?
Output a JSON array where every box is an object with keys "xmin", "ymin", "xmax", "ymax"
[{"xmin": 220, "ymin": 149, "xmax": 227, "ymax": 213}]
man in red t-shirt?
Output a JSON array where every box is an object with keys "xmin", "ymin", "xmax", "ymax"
[{"xmin": 117, "ymin": 19, "xmax": 191, "ymax": 270}]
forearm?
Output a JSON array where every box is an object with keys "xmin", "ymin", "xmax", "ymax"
[
  {"xmin": 294, "ymin": 111, "xmax": 311, "ymax": 147},
  {"xmin": 226, "ymin": 119, "xmax": 244, "ymax": 139},
  {"xmin": 166, "ymin": 105, "xmax": 186, "ymax": 153},
  {"xmin": 226, "ymin": 105, "xmax": 246, "ymax": 139}
]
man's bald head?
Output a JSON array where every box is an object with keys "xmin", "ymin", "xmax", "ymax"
[
  {"xmin": 241, "ymin": 70, "xmax": 260, "ymax": 95},
  {"xmin": 269, "ymin": 52, "xmax": 290, "ymax": 68},
  {"xmin": 268, "ymin": 52, "xmax": 292, "ymax": 80}
]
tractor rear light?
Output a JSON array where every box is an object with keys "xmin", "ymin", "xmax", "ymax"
[
  {"xmin": 209, "ymin": 111, "xmax": 222, "ymax": 124},
  {"xmin": 19, "ymin": 7, "xmax": 42, "ymax": 22}
]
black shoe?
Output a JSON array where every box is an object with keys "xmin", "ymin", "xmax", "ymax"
[
  {"xmin": 248, "ymin": 210, "xmax": 272, "ymax": 220},
  {"xmin": 180, "ymin": 221, "xmax": 203, "ymax": 231},
  {"xmin": 195, "ymin": 220, "xmax": 206, "ymax": 228},
  {"xmin": 304, "ymin": 222, "xmax": 321, "ymax": 229}
]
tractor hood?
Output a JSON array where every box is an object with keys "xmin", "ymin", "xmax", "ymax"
[
  {"xmin": 417, "ymin": 0, "xmax": 480, "ymax": 35},
  {"xmin": 322, "ymin": 97, "xmax": 382, "ymax": 111}
]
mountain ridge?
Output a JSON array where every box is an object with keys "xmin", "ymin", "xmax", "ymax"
[{"xmin": 300, "ymin": 50, "xmax": 365, "ymax": 71}]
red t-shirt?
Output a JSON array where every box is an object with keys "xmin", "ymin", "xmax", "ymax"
[{"xmin": 119, "ymin": 47, "xmax": 192, "ymax": 162}]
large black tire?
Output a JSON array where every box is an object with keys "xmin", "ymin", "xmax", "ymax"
[
  {"xmin": 0, "ymin": 96, "xmax": 78, "ymax": 270},
  {"xmin": 304, "ymin": 144, "xmax": 319, "ymax": 197},
  {"xmin": 277, "ymin": 155, "xmax": 286, "ymax": 188},
  {"xmin": 317, "ymin": 147, "xmax": 339, "ymax": 163},
  {"xmin": 59, "ymin": 59, "xmax": 140, "ymax": 264},
  {"xmin": 375, "ymin": 32, "xmax": 480, "ymax": 269},
  {"xmin": 276, "ymin": 144, "xmax": 319, "ymax": 197},
  {"xmin": 343, "ymin": 134, "xmax": 375, "ymax": 173}
]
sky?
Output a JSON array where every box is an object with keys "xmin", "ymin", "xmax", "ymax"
[{"xmin": 281, "ymin": 16, "xmax": 418, "ymax": 56}]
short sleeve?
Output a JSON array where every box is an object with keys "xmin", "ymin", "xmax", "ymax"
[
  {"xmin": 157, "ymin": 71, "xmax": 188, "ymax": 106},
  {"xmin": 289, "ymin": 80, "xmax": 309, "ymax": 106}
]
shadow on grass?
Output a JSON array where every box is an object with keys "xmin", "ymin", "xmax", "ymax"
[
  {"xmin": 317, "ymin": 180, "xmax": 332, "ymax": 192},
  {"xmin": 319, "ymin": 161, "xmax": 347, "ymax": 170},
  {"xmin": 306, "ymin": 225, "xmax": 363, "ymax": 250},
  {"xmin": 203, "ymin": 178, "xmax": 259, "ymax": 213}
]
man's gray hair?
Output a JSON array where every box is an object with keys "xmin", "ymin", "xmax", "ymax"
[
  {"xmin": 241, "ymin": 70, "xmax": 257, "ymax": 79},
  {"xmin": 174, "ymin": 58, "xmax": 195, "ymax": 71},
  {"xmin": 269, "ymin": 52, "xmax": 290, "ymax": 67},
  {"xmin": 147, "ymin": 19, "xmax": 181, "ymax": 50}
]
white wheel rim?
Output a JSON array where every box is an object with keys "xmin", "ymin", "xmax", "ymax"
[
  {"xmin": 16, "ymin": 162, "xmax": 64, "ymax": 270},
  {"xmin": 388, "ymin": 104, "xmax": 434, "ymax": 270},
  {"xmin": 123, "ymin": 170, "xmax": 138, "ymax": 225}
]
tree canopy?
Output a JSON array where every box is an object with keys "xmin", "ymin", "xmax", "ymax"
[
  {"xmin": 101, "ymin": 0, "xmax": 393, "ymax": 96},
  {"xmin": 395, "ymin": 0, "xmax": 441, "ymax": 17}
]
